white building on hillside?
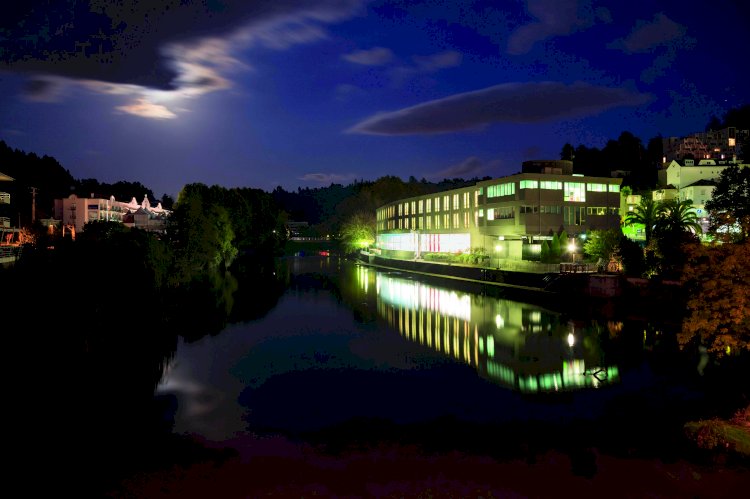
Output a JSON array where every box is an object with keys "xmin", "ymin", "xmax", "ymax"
[{"xmin": 54, "ymin": 194, "xmax": 171, "ymax": 234}]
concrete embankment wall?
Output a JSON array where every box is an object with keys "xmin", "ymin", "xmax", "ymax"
[{"xmin": 366, "ymin": 255, "xmax": 558, "ymax": 293}]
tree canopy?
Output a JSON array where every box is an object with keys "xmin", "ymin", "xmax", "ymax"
[
  {"xmin": 680, "ymin": 242, "xmax": 750, "ymax": 357},
  {"xmin": 705, "ymin": 166, "xmax": 750, "ymax": 242}
]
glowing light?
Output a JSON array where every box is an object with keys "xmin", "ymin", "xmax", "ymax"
[
  {"xmin": 567, "ymin": 242, "xmax": 576, "ymax": 252},
  {"xmin": 495, "ymin": 314, "xmax": 504, "ymax": 328},
  {"xmin": 495, "ymin": 245, "xmax": 502, "ymax": 252},
  {"xmin": 567, "ymin": 333, "xmax": 575, "ymax": 347}
]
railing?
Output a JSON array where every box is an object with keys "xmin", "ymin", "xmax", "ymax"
[
  {"xmin": 0, "ymin": 245, "xmax": 22, "ymax": 262},
  {"xmin": 0, "ymin": 192, "xmax": 9, "ymax": 204},
  {"xmin": 559, "ymin": 262, "xmax": 597, "ymax": 273}
]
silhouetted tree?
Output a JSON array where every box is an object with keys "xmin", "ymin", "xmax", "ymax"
[{"xmin": 705, "ymin": 166, "xmax": 750, "ymax": 242}]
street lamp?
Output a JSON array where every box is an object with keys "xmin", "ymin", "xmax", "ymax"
[{"xmin": 567, "ymin": 241, "xmax": 577, "ymax": 263}]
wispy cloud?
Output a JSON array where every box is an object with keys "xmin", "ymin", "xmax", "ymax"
[
  {"xmin": 2, "ymin": 1, "xmax": 366, "ymax": 118},
  {"xmin": 342, "ymin": 47, "xmax": 394, "ymax": 66},
  {"xmin": 115, "ymin": 98, "xmax": 177, "ymax": 120},
  {"xmin": 507, "ymin": 0, "xmax": 611, "ymax": 55},
  {"xmin": 428, "ymin": 156, "xmax": 499, "ymax": 180},
  {"xmin": 348, "ymin": 81, "xmax": 651, "ymax": 135},
  {"xmin": 608, "ymin": 13, "xmax": 695, "ymax": 84}
]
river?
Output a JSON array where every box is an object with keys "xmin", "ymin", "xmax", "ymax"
[{"xmin": 116, "ymin": 256, "xmax": 746, "ymax": 495}]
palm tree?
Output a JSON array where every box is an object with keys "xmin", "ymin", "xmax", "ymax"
[
  {"xmin": 625, "ymin": 197, "xmax": 661, "ymax": 244},
  {"xmin": 656, "ymin": 198, "xmax": 702, "ymax": 236}
]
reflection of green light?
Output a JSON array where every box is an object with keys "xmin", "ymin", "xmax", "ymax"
[
  {"xmin": 478, "ymin": 337, "xmax": 484, "ymax": 353},
  {"xmin": 487, "ymin": 336, "xmax": 495, "ymax": 357}
]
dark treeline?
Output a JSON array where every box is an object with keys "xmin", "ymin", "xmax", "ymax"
[
  {"xmin": 562, "ymin": 105, "xmax": 750, "ymax": 193},
  {"xmin": 561, "ymin": 131, "xmax": 663, "ymax": 191},
  {"xmin": 0, "ymin": 140, "xmax": 173, "ymax": 226},
  {"xmin": 2, "ymin": 181, "xmax": 289, "ymax": 494},
  {"xmin": 271, "ymin": 175, "xmax": 488, "ymax": 237}
]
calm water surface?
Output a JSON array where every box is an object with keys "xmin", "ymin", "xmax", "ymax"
[{"xmin": 157, "ymin": 256, "xmax": 701, "ymax": 448}]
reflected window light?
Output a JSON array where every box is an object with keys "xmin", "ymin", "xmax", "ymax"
[
  {"xmin": 567, "ymin": 333, "xmax": 575, "ymax": 347},
  {"xmin": 495, "ymin": 314, "xmax": 504, "ymax": 329},
  {"xmin": 487, "ymin": 335, "xmax": 495, "ymax": 357}
]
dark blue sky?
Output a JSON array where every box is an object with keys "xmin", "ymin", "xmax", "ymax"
[{"xmin": 1, "ymin": 0, "xmax": 747, "ymax": 197}]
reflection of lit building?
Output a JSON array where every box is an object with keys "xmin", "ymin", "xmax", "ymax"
[
  {"xmin": 375, "ymin": 160, "xmax": 622, "ymax": 261},
  {"xmin": 367, "ymin": 268, "xmax": 619, "ymax": 392}
]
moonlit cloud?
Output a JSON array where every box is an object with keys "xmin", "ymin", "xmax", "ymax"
[
  {"xmin": 115, "ymin": 98, "xmax": 177, "ymax": 120},
  {"xmin": 343, "ymin": 47, "xmax": 394, "ymax": 66},
  {"xmin": 348, "ymin": 81, "xmax": 652, "ymax": 135},
  {"xmin": 507, "ymin": 0, "xmax": 609, "ymax": 55},
  {"xmin": 2, "ymin": 0, "xmax": 366, "ymax": 118}
]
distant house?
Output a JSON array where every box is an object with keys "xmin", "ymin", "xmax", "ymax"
[
  {"xmin": 54, "ymin": 193, "xmax": 171, "ymax": 234},
  {"xmin": 0, "ymin": 171, "xmax": 13, "ymax": 231},
  {"xmin": 660, "ymin": 158, "xmax": 749, "ymax": 189},
  {"xmin": 663, "ymin": 127, "xmax": 748, "ymax": 162}
]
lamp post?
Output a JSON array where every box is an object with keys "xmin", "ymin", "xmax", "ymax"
[{"xmin": 567, "ymin": 241, "xmax": 577, "ymax": 265}]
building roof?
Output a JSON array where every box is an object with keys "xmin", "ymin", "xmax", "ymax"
[
  {"xmin": 0, "ymin": 171, "xmax": 14, "ymax": 181},
  {"xmin": 682, "ymin": 179, "xmax": 717, "ymax": 188}
]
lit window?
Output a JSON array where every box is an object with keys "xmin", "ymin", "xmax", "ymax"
[
  {"xmin": 487, "ymin": 182, "xmax": 516, "ymax": 198},
  {"xmin": 608, "ymin": 184, "xmax": 620, "ymax": 193},
  {"xmin": 540, "ymin": 181, "xmax": 562, "ymax": 190},
  {"xmin": 564, "ymin": 182, "xmax": 586, "ymax": 202},
  {"xmin": 520, "ymin": 180, "xmax": 538, "ymax": 189},
  {"xmin": 586, "ymin": 183, "xmax": 607, "ymax": 192}
]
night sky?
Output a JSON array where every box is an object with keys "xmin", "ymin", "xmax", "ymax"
[{"xmin": 1, "ymin": 0, "xmax": 748, "ymax": 198}]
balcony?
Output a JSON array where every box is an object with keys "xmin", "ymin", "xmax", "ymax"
[{"xmin": 0, "ymin": 192, "xmax": 9, "ymax": 204}]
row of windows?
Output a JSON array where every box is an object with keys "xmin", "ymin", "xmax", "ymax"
[
  {"xmin": 519, "ymin": 205, "xmax": 561, "ymax": 214},
  {"xmin": 487, "ymin": 183, "xmax": 515, "ymax": 198},
  {"xmin": 390, "ymin": 212, "xmax": 477, "ymax": 230},
  {"xmin": 388, "ymin": 191, "xmax": 478, "ymax": 217},
  {"xmin": 517, "ymin": 180, "xmax": 620, "ymax": 193},
  {"xmin": 487, "ymin": 207, "xmax": 514, "ymax": 220},
  {"xmin": 379, "ymin": 182, "xmax": 621, "ymax": 219}
]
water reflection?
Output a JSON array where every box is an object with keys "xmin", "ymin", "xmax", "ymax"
[{"xmin": 358, "ymin": 265, "xmax": 619, "ymax": 392}]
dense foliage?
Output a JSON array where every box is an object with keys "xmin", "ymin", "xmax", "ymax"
[
  {"xmin": 679, "ymin": 242, "xmax": 750, "ymax": 357},
  {"xmin": 705, "ymin": 166, "xmax": 750, "ymax": 242}
]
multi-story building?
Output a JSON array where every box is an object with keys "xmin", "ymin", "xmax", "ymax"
[
  {"xmin": 659, "ymin": 158, "xmax": 748, "ymax": 189},
  {"xmin": 54, "ymin": 194, "xmax": 171, "ymax": 234},
  {"xmin": 375, "ymin": 160, "xmax": 622, "ymax": 261},
  {"xmin": 0, "ymin": 171, "xmax": 12, "ymax": 232},
  {"xmin": 663, "ymin": 127, "xmax": 748, "ymax": 162}
]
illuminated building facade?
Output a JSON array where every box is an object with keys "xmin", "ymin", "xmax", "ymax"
[
  {"xmin": 357, "ymin": 265, "xmax": 619, "ymax": 392},
  {"xmin": 0, "ymin": 171, "xmax": 12, "ymax": 231},
  {"xmin": 54, "ymin": 194, "xmax": 171, "ymax": 234},
  {"xmin": 375, "ymin": 160, "xmax": 622, "ymax": 261}
]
